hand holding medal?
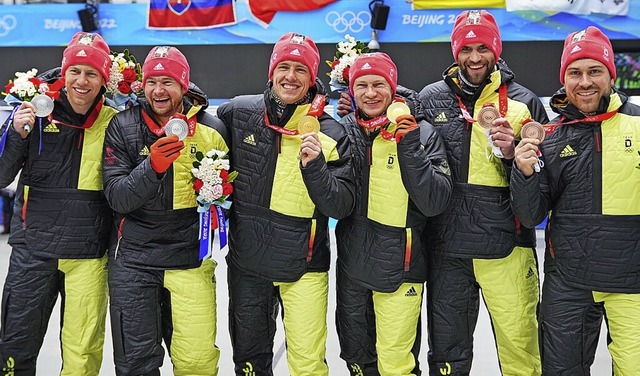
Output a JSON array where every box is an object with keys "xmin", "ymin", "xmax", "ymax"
[
  {"xmin": 477, "ymin": 105, "xmax": 505, "ymax": 158},
  {"xmin": 24, "ymin": 95, "xmax": 55, "ymax": 132},
  {"xmin": 7, "ymin": 102, "xmax": 35, "ymax": 138},
  {"xmin": 3, "ymin": 68, "xmax": 56, "ymax": 133},
  {"xmin": 519, "ymin": 120, "xmax": 545, "ymax": 173},
  {"xmin": 298, "ymin": 116, "xmax": 322, "ymax": 167},
  {"xmin": 386, "ymin": 102, "xmax": 411, "ymax": 123}
]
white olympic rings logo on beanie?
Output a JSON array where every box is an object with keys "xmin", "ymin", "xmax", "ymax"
[{"xmin": 325, "ymin": 11, "xmax": 370, "ymax": 33}]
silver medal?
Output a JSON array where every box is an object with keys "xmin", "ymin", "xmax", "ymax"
[
  {"xmin": 31, "ymin": 95, "xmax": 54, "ymax": 118},
  {"xmin": 164, "ymin": 117, "xmax": 189, "ymax": 140}
]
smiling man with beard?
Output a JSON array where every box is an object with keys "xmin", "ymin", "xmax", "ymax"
[
  {"xmin": 102, "ymin": 46, "xmax": 229, "ymax": 375},
  {"xmin": 418, "ymin": 9, "xmax": 548, "ymax": 376},
  {"xmin": 511, "ymin": 26, "xmax": 640, "ymax": 375}
]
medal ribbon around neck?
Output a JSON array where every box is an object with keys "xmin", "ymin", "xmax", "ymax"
[
  {"xmin": 542, "ymin": 110, "xmax": 619, "ymax": 134},
  {"xmin": 355, "ymin": 98, "xmax": 409, "ymax": 141},
  {"xmin": 49, "ymin": 99, "xmax": 103, "ymax": 130},
  {"xmin": 456, "ymin": 84, "xmax": 508, "ymax": 158},
  {"xmin": 264, "ymin": 94, "xmax": 326, "ymax": 136},
  {"xmin": 355, "ymin": 111, "xmax": 395, "ymax": 141},
  {"xmin": 457, "ymin": 84, "xmax": 508, "ymax": 124}
]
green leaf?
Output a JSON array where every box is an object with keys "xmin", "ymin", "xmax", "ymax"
[{"xmin": 227, "ymin": 170, "xmax": 239, "ymax": 183}]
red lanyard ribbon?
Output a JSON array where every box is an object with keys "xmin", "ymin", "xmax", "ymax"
[
  {"xmin": 355, "ymin": 97, "xmax": 409, "ymax": 141},
  {"xmin": 542, "ymin": 110, "xmax": 619, "ymax": 134},
  {"xmin": 49, "ymin": 99, "xmax": 103, "ymax": 129},
  {"xmin": 264, "ymin": 94, "xmax": 327, "ymax": 136},
  {"xmin": 355, "ymin": 110, "xmax": 390, "ymax": 130},
  {"xmin": 264, "ymin": 111, "xmax": 299, "ymax": 135},
  {"xmin": 307, "ymin": 94, "xmax": 326, "ymax": 118},
  {"xmin": 457, "ymin": 84, "xmax": 508, "ymax": 123},
  {"xmin": 45, "ymin": 78, "xmax": 65, "ymax": 100},
  {"xmin": 355, "ymin": 112, "xmax": 395, "ymax": 141}
]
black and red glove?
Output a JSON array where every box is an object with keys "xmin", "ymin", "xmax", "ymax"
[
  {"xmin": 394, "ymin": 114, "xmax": 418, "ymax": 143},
  {"xmin": 150, "ymin": 135, "xmax": 184, "ymax": 173}
]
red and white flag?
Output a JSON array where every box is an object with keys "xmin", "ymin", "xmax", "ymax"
[
  {"xmin": 148, "ymin": 0, "xmax": 237, "ymax": 29},
  {"xmin": 248, "ymin": 0, "xmax": 337, "ymax": 25},
  {"xmin": 506, "ymin": 0, "xmax": 628, "ymax": 15}
]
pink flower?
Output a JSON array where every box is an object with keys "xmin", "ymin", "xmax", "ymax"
[
  {"xmin": 130, "ymin": 81, "xmax": 143, "ymax": 94},
  {"xmin": 211, "ymin": 184, "xmax": 223, "ymax": 200}
]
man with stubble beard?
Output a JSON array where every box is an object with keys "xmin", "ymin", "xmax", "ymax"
[{"xmin": 418, "ymin": 9, "xmax": 548, "ymax": 376}]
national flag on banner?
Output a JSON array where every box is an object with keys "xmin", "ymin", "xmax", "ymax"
[
  {"xmin": 506, "ymin": 0, "xmax": 628, "ymax": 15},
  {"xmin": 147, "ymin": 0, "xmax": 237, "ymax": 29},
  {"xmin": 506, "ymin": 0, "xmax": 591, "ymax": 14},
  {"xmin": 589, "ymin": 0, "xmax": 629, "ymax": 16},
  {"xmin": 248, "ymin": 0, "xmax": 337, "ymax": 26},
  {"xmin": 412, "ymin": 0, "xmax": 505, "ymax": 10}
]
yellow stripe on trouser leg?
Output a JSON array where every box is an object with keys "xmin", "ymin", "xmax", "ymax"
[
  {"xmin": 473, "ymin": 246, "xmax": 541, "ymax": 376},
  {"xmin": 276, "ymin": 272, "xmax": 329, "ymax": 376},
  {"xmin": 372, "ymin": 283, "xmax": 422, "ymax": 376},
  {"xmin": 592, "ymin": 291, "xmax": 640, "ymax": 374},
  {"xmin": 165, "ymin": 259, "xmax": 220, "ymax": 376},
  {"xmin": 58, "ymin": 255, "xmax": 108, "ymax": 376}
]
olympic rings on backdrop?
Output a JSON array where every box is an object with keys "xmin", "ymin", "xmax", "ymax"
[
  {"xmin": 0, "ymin": 15, "xmax": 17, "ymax": 37},
  {"xmin": 325, "ymin": 11, "xmax": 370, "ymax": 33}
]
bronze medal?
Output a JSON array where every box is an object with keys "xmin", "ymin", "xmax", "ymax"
[
  {"xmin": 386, "ymin": 102, "xmax": 411, "ymax": 123},
  {"xmin": 521, "ymin": 121, "xmax": 545, "ymax": 143},
  {"xmin": 477, "ymin": 106, "xmax": 500, "ymax": 129},
  {"xmin": 298, "ymin": 115, "xmax": 320, "ymax": 134}
]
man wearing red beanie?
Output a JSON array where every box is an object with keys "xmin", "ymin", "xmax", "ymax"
[
  {"xmin": 335, "ymin": 52, "xmax": 452, "ymax": 375},
  {"xmin": 0, "ymin": 32, "xmax": 118, "ymax": 374},
  {"xmin": 217, "ymin": 32, "xmax": 355, "ymax": 376},
  {"xmin": 102, "ymin": 45, "xmax": 228, "ymax": 375},
  {"xmin": 418, "ymin": 9, "xmax": 547, "ymax": 376},
  {"xmin": 512, "ymin": 26, "xmax": 640, "ymax": 375}
]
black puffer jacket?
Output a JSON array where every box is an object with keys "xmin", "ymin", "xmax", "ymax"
[
  {"xmin": 0, "ymin": 84, "xmax": 117, "ymax": 259},
  {"xmin": 419, "ymin": 60, "xmax": 548, "ymax": 259},
  {"xmin": 336, "ymin": 88, "xmax": 452, "ymax": 292},
  {"xmin": 102, "ymin": 90, "xmax": 230, "ymax": 270},
  {"xmin": 217, "ymin": 81, "xmax": 355, "ymax": 282},
  {"xmin": 511, "ymin": 89, "xmax": 640, "ymax": 292}
]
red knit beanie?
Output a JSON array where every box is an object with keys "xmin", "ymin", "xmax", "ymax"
[
  {"xmin": 142, "ymin": 46, "xmax": 190, "ymax": 91},
  {"xmin": 451, "ymin": 10, "xmax": 502, "ymax": 62},
  {"xmin": 349, "ymin": 52, "xmax": 398, "ymax": 96},
  {"xmin": 268, "ymin": 32, "xmax": 320, "ymax": 85},
  {"xmin": 61, "ymin": 32, "xmax": 111, "ymax": 82},
  {"xmin": 559, "ymin": 26, "xmax": 616, "ymax": 84}
]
